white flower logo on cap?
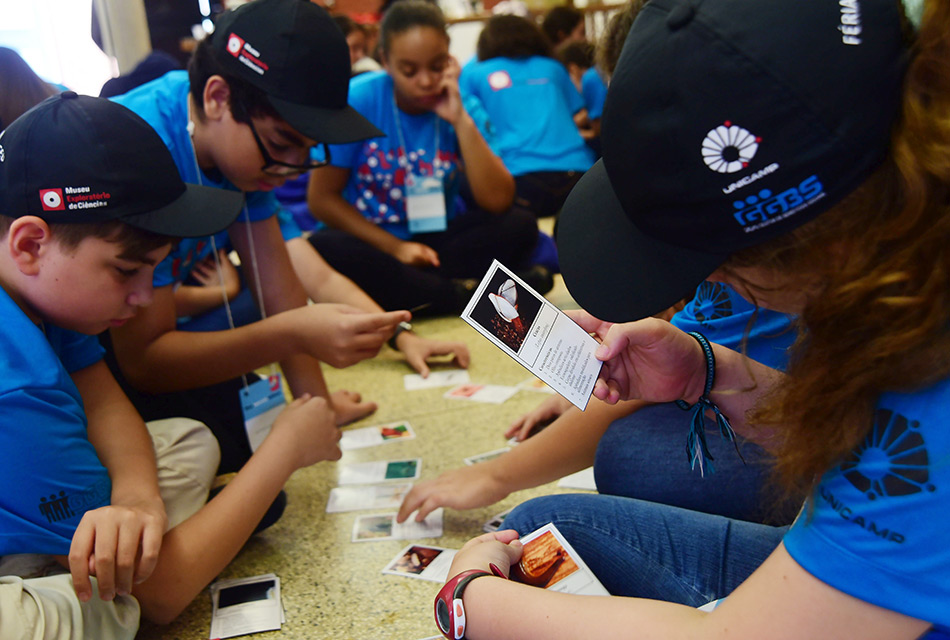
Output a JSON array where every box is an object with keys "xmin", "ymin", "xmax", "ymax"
[{"xmin": 701, "ymin": 121, "xmax": 760, "ymax": 173}]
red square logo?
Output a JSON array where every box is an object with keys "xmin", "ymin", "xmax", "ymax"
[
  {"xmin": 39, "ymin": 188, "xmax": 65, "ymax": 211},
  {"xmin": 226, "ymin": 33, "xmax": 245, "ymax": 57}
]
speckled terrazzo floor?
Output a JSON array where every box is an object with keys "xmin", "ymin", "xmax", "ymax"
[{"xmin": 137, "ymin": 256, "xmax": 585, "ymax": 639}]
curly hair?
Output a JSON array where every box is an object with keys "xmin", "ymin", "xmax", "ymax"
[
  {"xmin": 721, "ymin": 0, "xmax": 950, "ymax": 498},
  {"xmin": 477, "ymin": 15, "xmax": 553, "ymax": 61},
  {"xmin": 596, "ymin": 1, "xmax": 648, "ymax": 79}
]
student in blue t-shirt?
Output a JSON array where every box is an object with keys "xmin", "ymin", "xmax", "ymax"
[
  {"xmin": 306, "ymin": 1, "xmax": 543, "ymax": 317},
  {"xmin": 459, "ymin": 15, "xmax": 596, "ymax": 219},
  {"xmin": 430, "ymin": 1, "xmax": 950, "ymax": 639}
]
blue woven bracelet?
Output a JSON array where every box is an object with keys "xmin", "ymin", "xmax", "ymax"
[{"xmin": 674, "ymin": 332, "xmax": 742, "ymax": 476}]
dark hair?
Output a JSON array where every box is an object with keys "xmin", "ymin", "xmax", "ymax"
[
  {"xmin": 379, "ymin": 0, "xmax": 447, "ymax": 56},
  {"xmin": 541, "ymin": 6, "xmax": 583, "ymax": 46},
  {"xmin": 557, "ymin": 40, "xmax": 594, "ymax": 69},
  {"xmin": 596, "ymin": 1, "xmax": 647, "ymax": 79},
  {"xmin": 332, "ymin": 14, "xmax": 360, "ymax": 37},
  {"xmin": 0, "ymin": 216, "xmax": 173, "ymax": 259},
  {"xmin": 0, "ymin": 47, "xmax": 56, "ymax": 131},
  {"xmin": 477, "ymin": 15, "xmax": 553, "ymax": 61},
  {"xmin": 187, "ymin": 37, "xmax": 280, "ymax": 125}
]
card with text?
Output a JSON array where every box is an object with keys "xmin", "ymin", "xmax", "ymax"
[
  {"xmin": 461, "ymin": 261, "xmax": 601, "ymax": 410},
  {"xmin": 338, "ymin": 459, "xmax": 421, "ymax": 485},
  {"xmin": 512, "ymin": 523, "xmax": 608, "ymax": 595},
  {"xmin": 352, "ymin": 509, "xmax": 443, "ymax": 542},
  {"xmin": 340, "ymin": 421, "xmax": 415, "ymax": 451}
]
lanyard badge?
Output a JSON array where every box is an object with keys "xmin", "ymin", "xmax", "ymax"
[
  {"xmin": 406, "ymin": 173, "xmax": 447, "ymax": 233},
  {"xmin": 240, "ymin": 373, "xmax": 287, "ymax": 452}
]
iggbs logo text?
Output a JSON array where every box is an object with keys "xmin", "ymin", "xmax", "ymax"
[{"xmin": 733, "ymin": 175, "xmax": 824, "ymax": 232}]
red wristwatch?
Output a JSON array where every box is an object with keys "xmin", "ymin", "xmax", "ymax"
[{"xmin": 434, "ymin": 564, "xmax": 506, "ymax": 640}]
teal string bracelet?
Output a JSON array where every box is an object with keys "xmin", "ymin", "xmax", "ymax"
[{"xmin": 674, "ymin": 332, "xmax": 742, "ymax": 476}]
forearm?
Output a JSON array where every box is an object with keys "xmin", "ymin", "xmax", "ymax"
[
  {"xmin": 285, "ymin": 237, "xmax": 381, "ymax": 311},
  {"xmin": 173, "ymin": 284, "xmax": 232, "ymax": 318},
  {"xmin": 462, "ymin": 578, "xmax": 706, "ymax": 640},
  {"xmin": 453, "ymin": 112, "xmax": 515, "ymax": 213},
  {"xmin": 492, "ymin": 399, "xmax": 642, "ymax": 492},
  {"xmin": 130, "ymin": 436, "xmax": 297, "ymax": 624}
]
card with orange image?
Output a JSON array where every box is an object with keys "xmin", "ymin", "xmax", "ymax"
[{"xmin": 511, "ymin": 523, "xmax": 609, "ymax": 595}]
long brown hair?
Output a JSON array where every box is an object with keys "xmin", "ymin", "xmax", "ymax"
[{"xmin": 722, "ymin": 0, "xmax": 950, "ymax": 498}]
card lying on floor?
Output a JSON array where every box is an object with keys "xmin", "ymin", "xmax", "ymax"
[
  {"xmin": 404, "ymin": 369, "xmax": 471, "ymax": 390},
  {"xmin": 482, "ymin": 507, "xmax": 513, "ymax": 533},
  {"xmin": 338, "ymin": 458, "xmax": 421, "ymax": 485},
  {"xmin": 340, "ymin": 421, "xmax": 415, "ymax": 450},
  {"xmin": 443, "ymin": 383, "xmax": 519, "ymax": 404},
  {"xmin": 461, "ymin": 260, "xmax": 602, "ymax": 410},
  {"xmin": 382, "ymin": 544, "xmax": 458, "ymax": 582},
  {"xmin": 512, "ymin": 523, "xmax": 609, "ymax": 596},
  {"xmin": 326, "ymin": 483, "xmax": 413, "ymax": 513},
  {"xmin": 352, "ymin": 509, "xmax": 443, "ymax": 542},
  {"xmin": 464, "ymin": 447, "xmax": 512, "ymax": 466},
  {"xmin": 209, "ymin": 573, "xmax": 283, "ymax": 639}
]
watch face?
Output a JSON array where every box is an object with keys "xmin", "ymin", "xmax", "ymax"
[{"xmin": 436, "ymin": 598, "xmax": 451, "ymax": 634}]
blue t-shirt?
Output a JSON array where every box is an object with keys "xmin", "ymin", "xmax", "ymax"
[
  {"xmin": 329, "ymin": 71, "xmax": 462, "ymax": 241},
  {"xmin": 459, "ymin": 56, "xmax": 594, "ymax": 176},
  {"xmin": 112, "ymin": 71, "xmax": 284, "ymax": 287},
  {"xmin": 784, "ymin": 379, "xmax": 950, "ymax": 638},
  {"xmin": 581, "ymin": 67, "xmax": 608, "ymax": 121},
  {"xmin": 672, "ymin": 281, "xmax": 795, "ymax": 370},
  {"xmin": 0, "ymin": 287, "xmax": 111, "ymax": 556}
]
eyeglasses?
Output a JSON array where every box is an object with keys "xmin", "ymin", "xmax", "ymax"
[{"xmin": 245, "ymin": 116, "xmax": 331, "ymax": 177}]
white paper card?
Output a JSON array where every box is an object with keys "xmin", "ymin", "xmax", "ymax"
[
  {"xmin": 514, "ymin": 523, "xmax": 609, "ymax": 596},
  {"xmin": 463, "ymin": 447, "xmax": 512, "ymax": 466},
  {"xmin": 382, "ymin": 544, "xmax": 458, "ymax": 582},
  {"xmin": 352, "ymin": 509, "xmax": 443, "ymax": 542},
  {"xmin": 461, "ymin": 260, "xmax": 601, "ymax": 410},
  {"xmin": 443, "ymin": 383, "xmax": 519, "ymax": 404},
  {"xmin": 326, "ymin": 483, "xmax": 413, "ymax": 513},
  {"xmin": 209, "ymin": 573, "xmax": 282, "ymax": 639},
  {"xmin": 340, "ymin": 421, "xmax": 415, "ymax": 451},
  {"xmin": 557, "ymin": 467, "xmax": 597, "ymax": 491},
  {"xmin": 482, "ymin": 507, "xmax": 513, "ymax": 533},
  {"xmin": 403, "ymin": 369, "xmax": 471, "ymax": 390},
  {"xmin": 338, "ymin": 459, "xmax": 421, "ymax": 485}
]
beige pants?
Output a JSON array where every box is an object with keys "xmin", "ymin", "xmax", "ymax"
[{"xmin": 0, "ymin": 418, "xmax": 219, "ymax": 640}]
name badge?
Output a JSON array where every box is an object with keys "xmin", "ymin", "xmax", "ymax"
[
  {"xmin": 240, "ymin": 374, "xmax": 287, "ymax": 452},
  {"xmin": 405, "ymin": 173, "xmax": 447, "ymax": 234}
]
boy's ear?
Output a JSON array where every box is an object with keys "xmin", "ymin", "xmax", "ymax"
[
  {"xmin": 202, "ymin": 75, "xmax": 233, "ymax": 122},
  {"xmin": 7, "ymin": 216, "xmax": 52, "ymax": 276}
]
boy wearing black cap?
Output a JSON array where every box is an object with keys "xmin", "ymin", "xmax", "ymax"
[
  {"xmin": 0, "ymin": 94, "xmax": 343, "ymax": 636},
  {"xmin": 108, "ymin": 0, "xmax": 467, "ymax": 460}
]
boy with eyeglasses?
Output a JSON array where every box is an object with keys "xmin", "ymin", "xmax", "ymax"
[{"xmin": 108, "ymin": 0, "xmax": 469, "ymax": 477}]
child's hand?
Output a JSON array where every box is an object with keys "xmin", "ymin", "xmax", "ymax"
[
  {"xmin": 447, "ymin": 530, "xmax": 523, "ymax": 580},
  {"xmin": 504, "ymin": 395, "xmax": 572, "ymax": 442},
  {"xmin": 289, "ymin": 304, "xmax": 411, "ymax": 368},
  {"xmin": 67, "ymin": 498, "xmax": 167, "ymax": 603},
  {"xmin": 393, "ymin": 332, "xmax": 470, "ymax": 378},
  {"xmin": 566, "ymin": 311, "xmax": 706, "ymax": 405},
  {"xmin": 191, "ymin": 249, "xmax": 241, "ymax": 300},
  {"xmin": 396, "ymin": 463, "xmax": 509, "ymax": 523},
  {"xmin": 393, "ymin": 240, "xmax": 440, "ymax": 268},
  {"xmin": 267, "ymin": 393, "xmax": 342, "ymax": 467},
  {"xmin": 433, "ymin": 56, "xmax": 463, "ymax": 126}
]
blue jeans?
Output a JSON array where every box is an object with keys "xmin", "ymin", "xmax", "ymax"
[
  {"xmin": 503, "ymin": 494, "xmax": 788, "ymax": 605},
  {"xmin": 594, "ymin": 402, "xmax": 799, "ymax": 525}
]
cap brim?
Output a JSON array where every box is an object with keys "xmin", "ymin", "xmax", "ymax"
[
  {"xmin": 122, "ymin": 183, "xmax": 244, "ymax": 238},
  {"xmin": 270, "ymin": 98, "xmax": 384, "ymax": 144},
  {"xmin": 558, "ymin": 159, "xmax": 729, "ymax": 323}
]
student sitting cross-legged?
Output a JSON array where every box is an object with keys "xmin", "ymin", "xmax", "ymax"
[{"xmin": 0, "ymin": 94, "xmax": 343, "ymax": 637}]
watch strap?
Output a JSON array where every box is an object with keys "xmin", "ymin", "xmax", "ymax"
[{"xmin": 434, "ymin": 566, "xmax": 505, "ymax": 640}]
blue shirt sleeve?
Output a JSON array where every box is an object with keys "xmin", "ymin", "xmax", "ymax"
[{"xmin": 582, "ymin": 67, "xmax": 608, "ymax": 120}]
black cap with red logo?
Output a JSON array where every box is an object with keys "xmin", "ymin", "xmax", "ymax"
[
  {"xmin": 0, "ymin": 92, "xmax": 243, "ymax": 236},
  {"xmin": 210, "ymin": 0, "xmax": 382, "ymax": 144}
]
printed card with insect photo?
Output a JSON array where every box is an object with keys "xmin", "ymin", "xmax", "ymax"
[
  {"xmin": 511, "ymin": 523, "xmax": 609, "ymax": 596},
  {"xmin": 352, "ymin": 509, "xmax": 444, "ymax": 542},
  {"xmin": 326, "ymin": 483, "xmax": 413, "ymax": 513},
  {"xmin": 340, "ymin": 421, "xmax": 415, "ymax": 451},
  {"xmin": 338, "ymin": 459, "xmax": 421, "ymax": 485},
  {"xmin": 461, "ymin": 260, "xmax": 601, "ymax": 410},
  {"xmin": 382, "ymin": 544, "xmax": 458, "ymax": 583}
]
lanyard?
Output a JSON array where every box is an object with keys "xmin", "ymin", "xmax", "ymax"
[{"xmin": 390, "ymin": 91, "xmax": 444, "ymax": 180}]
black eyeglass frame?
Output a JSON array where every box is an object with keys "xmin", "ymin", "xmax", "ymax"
[{"xmin": 237, "ymin": 106, "xmax": 331, "ymax": 176}]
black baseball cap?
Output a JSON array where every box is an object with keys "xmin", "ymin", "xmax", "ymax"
[
  {"xmin": 558, "ymin": 0, "xmax": 909, "ymax": 322},
  {"xmin": 210, "ymin": 0, "xmax": 383, "ymax": 144},
  {"xmin": 0, "ymin": 92, "xmax": 243, "ymax": 237}
]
